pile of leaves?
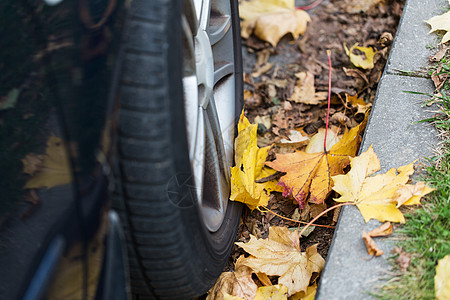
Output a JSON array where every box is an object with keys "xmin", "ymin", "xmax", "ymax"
[{"xmin": 204, "ymin": 0, "xmax": 442, "ymax": 299}]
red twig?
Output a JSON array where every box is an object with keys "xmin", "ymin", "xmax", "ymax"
[
  {"xmin": 297, "ymin": 202, "xmax": 355, "ymax": 238},
  {"xmin": 323, "ymin": 50, "xmax": 332, "ymax": 152},
  {"xmin": 296, "ymin": 0, "xmax": 324, "ymax": 10}
]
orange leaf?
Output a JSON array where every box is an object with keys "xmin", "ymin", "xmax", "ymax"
[
  {"xmin": 266, "ymin": 118, "xmax": 367, "ymax": 206},
  {"xmin": 362, "ymin": 231, "xmax": 384, "ymax": 256},
  {"xmin": 368, "ymin": 222, "xmax": 393, "ymax": 237}
]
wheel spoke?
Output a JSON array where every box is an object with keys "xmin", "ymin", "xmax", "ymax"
[
  {"xmin": 200, "ymin": 97, "xmax": 230, "ymax": 231},
  {"xmin": 209, "ymin": 14, "xmax": 231, "ymax": 46}
]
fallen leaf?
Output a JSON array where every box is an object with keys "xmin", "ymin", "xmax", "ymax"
[
  {"xmin": 425, "ymin": 11, "xmax": 450, "ymax": 44},
  {"xmin": 431, "ymin": 66, "xmax": 449, "ymax": 91},
  {"xmin": 267, "ymin": 119, "xmax": 366, "ymax": 206},
  {"xmin": 344, "ymin": 43, "xmax": 376, "ymax": 69},
  {"xmin": 305, "ymin": 128, "xmax": 340, "ymax": 154},
  {"xmin": 236, "ymin": 226, "xmax": 325, "ymax": 296},
  {"xmin": 207, "ymin": 256, "xmax": 258, "ymax": 300},
  {"xmin": 22, "ymin": 133, "xmax": 73, "ymax": 189},
  {"xmin": 435, "ymin": 255, "xmax": 450, "ymax": 300},
  {"xmin": 367, "ymin": 222, "xmax": 393, "ymax": 237},
  {"xmin": 341, "ymin": 0, "xmax": 382, "ymax": 13},
  {"xmin": 277, "ymin": 130, "xmax": 310, "ymax": 152},
  {"xmin": 252, "ymin": 62, "xmax": 274, "ymax": 77},
  {"xmin": 231, "ymin": 111, "xmax": 283, "ymax": 209},
  {"xmin": 254, "ymin": 115, "xmax": 273, "ymax": 131},
  {"xmin": 393, "ymin": 181, "xmax": 435, "ymax": 207},
  {"xmin": 289, "ymin": 72, "xmax": 328, "ymax": 105},
  {"xmin": 254, "ymin": 285, "xmax": 288, "ymax": 300},
  {"xmin": 392, "ymin": 247, "xmax": 411, "ymax": 272},
  {"xmin": 362, "ymin": 231, "xmax": 384, "ymax": 256},
  {"xmin": 289, "ymin": 284, "xmax": 317, "ymax": 300},
  {"xmin": 239, "ymin": 0, "xmax": 310, "ymax": 47},
  {"xmin": 332, "ymin": 146, "xmax": 433, "ymax": 223}
]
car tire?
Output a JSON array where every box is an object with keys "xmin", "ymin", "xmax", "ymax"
[{"xmin": 112, "ymin": 0, "xmax": 243, "ymax": 299}]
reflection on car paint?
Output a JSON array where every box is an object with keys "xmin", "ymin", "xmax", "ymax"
[{"xmin": 0, "ymin": 0, "xmax": 127, "ymax": 298}]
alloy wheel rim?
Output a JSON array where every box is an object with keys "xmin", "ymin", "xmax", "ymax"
[{"xmin": 182, "ymin": 0, "xmax": 236, "ymax": 232}]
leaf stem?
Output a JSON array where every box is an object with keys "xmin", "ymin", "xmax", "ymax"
[
  {"xmin": 297, "ymin": 202, "xmax": 355, "ymax": 238},
  {"xmin": 324, "ymin": 50, "xmax": 332, "ymax": 152},
  {"xmin": 259, "ymin": 205, "xmax": 335, "ymax": 229}
]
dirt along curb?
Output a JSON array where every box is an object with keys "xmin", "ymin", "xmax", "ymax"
[{"xmin": 316, "ymin": 0, "xmax": 441, "ymax": 298}]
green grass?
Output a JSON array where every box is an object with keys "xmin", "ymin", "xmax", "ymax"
[{"xmin": 377, "ymin": 67, "xmax": 450, "ymax": 299}]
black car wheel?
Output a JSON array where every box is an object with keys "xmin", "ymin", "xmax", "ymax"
[{"xmin": 112, "ymin": 0, "xmax": 243, "ymax": 299}]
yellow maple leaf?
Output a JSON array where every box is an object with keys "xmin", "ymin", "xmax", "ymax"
[
  {"xmin": 288, "ymin": 72, "xmax": 328, "ymax": 105},
  {"xmin": 236, "ymin": 226, "xmax": 325, "ymax": 296},
  {"xmin": 435, "ymin": 255, "xmax": 450, "ymax": 300},
  {"xmin": 289, "ymin": 284, "xmax": 317, "ymax": 300},
  {"xmin": 22, "ymin": 133, "xmax": 73, "ymax": 189},
  {"xmin": 332, "ymin": 146, "xmax": 434, "ymax": 223},
  {"xmin": 344, "ymin": 43, "xmax": 376, "ymax": 69},
  {"xmin": 239, "ymin": 0, "xmax": 310, "ymax": 47},
  {"xmin": 266, "ymin": 118, "xmax": 367, "ymax": 207},
  {"xmin": 207, "ymin": 256, "xmax": 258, "ymax": 300},
  {"xmin": 425, "ymin": 11, "xmax": 450, "ymax": 44},
  {"xmin": 231, "ymin": 111, "xmax": 283, "ymax": 209},
  {"xmin": 254, "ymin": 285, "xmax": 288, "ymax": 300}
]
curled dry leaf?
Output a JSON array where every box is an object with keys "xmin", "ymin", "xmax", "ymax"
[
  {"xmin": 267, "ymin": 119, "xmax": 366, "ymax": 207},
  {"xmin": 367, "ymin": 222, "xmax": 393, "ymax": 237},
  {"xmin": 239, "ymin": 0, "xmax": 310, "ymax": 47},
  {"xmin": 435, "ymin": 254, "xmax": 450, "ymax": 300},
  {"xmin": 425, "ymin": 11, "xmax": 450, "ymax": 44},
  {"xmin": 289, "ymin": 72, "xmax": 328, "ymax": 105},
  {"xmin": 362, "ymin": 231, "xmax": 384, "ymax": 256},
  {"xmin": 22, "ymin": 133, "xmax": 73, "ymax": 189},
  {"xmin": 207, "ymin": 256, "xmax": 258, "ymax": 300},
  {"xmin": 236, "ymin": 226, "xmax": 325, "ymax": 296},
  {"xmin": 344, "ymin": 43, "xmax": 376, "ymax": 69},
  {"xmin": 231, "ymin": 111, "xmax": 283, "ymax": 209},
  {"xmin": 333, "ymin": 146, "xmax": 434, "ymax": 223},
  {"xmin": 254, "ymin": 285, "xmax": 288, "ymax": 300}
]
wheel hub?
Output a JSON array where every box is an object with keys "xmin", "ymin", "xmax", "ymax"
[{"xmin": 195, "ymin": 29, "xmax": 214, "ymax": 109}]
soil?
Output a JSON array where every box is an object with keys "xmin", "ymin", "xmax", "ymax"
[{"xmin": 231, "ymin": 0, "xmax": 405, "ymax": 265}]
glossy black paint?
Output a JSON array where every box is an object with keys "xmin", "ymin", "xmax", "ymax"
[{"xmin": 0, "ymin": 0, "xmax": 128, "ymax": 298}]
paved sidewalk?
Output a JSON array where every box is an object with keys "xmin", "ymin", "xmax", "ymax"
[{"xmin": 316, "ymin": 0, "xmax": 442, "ymax": 298}]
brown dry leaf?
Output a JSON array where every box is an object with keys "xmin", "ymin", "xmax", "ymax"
[
  {"xmin": 22, "ymin": 133, "xmax": 73, "ymax": 189},
  {"xmin": 393, "ymin": 182, "xmax": 435, "ymax": 207},
  {"xmin": 332, "ymin": 147, "xmax": 434, "ymax": 223},
  {"xmin": 392, "ymin": 247, "xmax": 411, "ymax": 272},
  {"xmin": 254, "ymin": 285, "xmax": 288, "ymax": 300},
  {"xmin": 331, "ymin": 112, "xmax": 351, "ymax": 127},
  {"xmin": 367, "ymin": 222, "xmax": 393, "ymax": 237},
  {"xmin": 431, "ymin": 66, "xmax": 449, "ymax": 91},
  {"xmin": 344, "ymin": 43, "xmax": 376, "ymax": 69},
  {"xmin": 341, "ymin": 0, "xmax": 382, "ymax": 13},
  {"xmin": 231, "ymin": 111, "xmax": 283, "ymax": 209},
  {"xmin": 207, "ymin": 256, "xmax": 258, "ymax": 300},
  {"xmin": 239, "ymin": 0, "xmax": 310, "ymax": 47},
  {"xmin": 252, "ymin": 63, "xmax": 274, "ymax": 78},
  {"xmin": 425, "ymin": 11, "xmax": 450, "ymax": 44},
  {"xmin": 266, "ymin": 119, "xmax": 366, "ymax": 207},
  {"xmin": 362, "ymin": 231, "xmax": 384, "ymax": 256},
  {"xmin": 236, "ymin": 226, "xmax": 325, "ymax": 296},
  {"xmin": 289, "ymin": 72, "xmax": 328, "ymax": 105}
]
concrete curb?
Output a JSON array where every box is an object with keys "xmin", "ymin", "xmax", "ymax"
[{"xmin": 316, "ymin": 0, "xmax": 442, "ymax": 298}]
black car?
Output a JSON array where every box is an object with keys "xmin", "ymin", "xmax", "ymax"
[{"xmin": 0, "ymin": 0, "xmax": 243, "ymax": 299}]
